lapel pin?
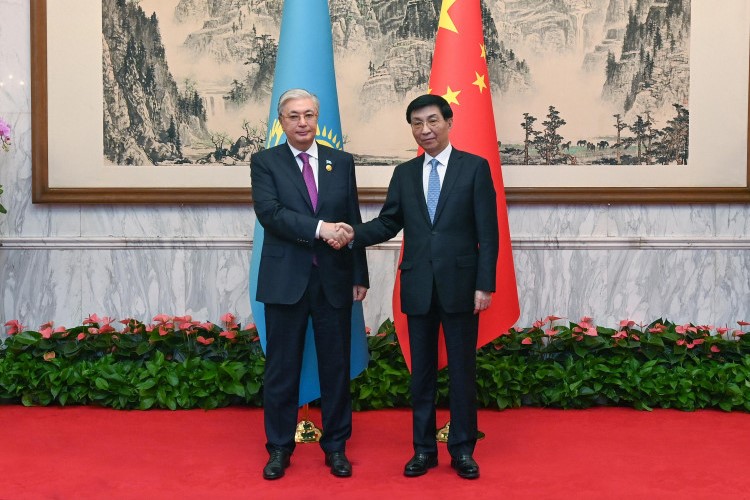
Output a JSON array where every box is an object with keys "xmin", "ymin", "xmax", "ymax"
[{"xmin": 325, "ymin": 160, "xmax": 333, "ymax": 171}]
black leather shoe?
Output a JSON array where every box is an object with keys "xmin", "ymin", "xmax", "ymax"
[
  {"xmin": 404, "ymin": 452, "xmax": 438, "ymax": 477},
  {"xmin": 262, "ymin": 449, "xmax": 291, "ymax": 480},
  {"xmin": 325, "ymin": 452, "xmax": 352, "ymax": 477},
  {"xmin": 451, "ymin": 455, "xmax": 479, "ymax": 479}
]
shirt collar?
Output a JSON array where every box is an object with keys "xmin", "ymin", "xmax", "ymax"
[
  {"xmin": 288, "ymin": 141, "xmax": 319, "ymax": 160},
  {"xmin": 425, "ymin": 144, "xmax": 452, "ymax": 167}
]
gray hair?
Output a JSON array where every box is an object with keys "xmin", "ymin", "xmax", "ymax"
[{"xmin": 277, "ymin": 88, "xmax": 320, "ymax": 117}]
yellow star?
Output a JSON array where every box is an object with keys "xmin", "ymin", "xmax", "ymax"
[
  {"xmin": 480, "ymin": 43, "xmax": 486, "ymax": 59},
  {"xmin": 438, "ymin": 0, "xmax": 458, "ymax": 33},
  {"xmin": 472, "ymin": 72, "xmax": 487, "ymax": 93},
  {"xmin": 442, "ymin": 86, "xmax": 461, "ymax": 105}
]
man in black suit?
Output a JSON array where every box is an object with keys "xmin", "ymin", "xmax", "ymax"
[
  {"xmin": 335, "ymin": 94, "xmax": 498, "ymax": 479},
  {"xmin": 251, "ymin": 88, "xmax": 369, "ymax": 480}
]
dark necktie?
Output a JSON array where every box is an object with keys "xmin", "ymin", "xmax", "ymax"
[{"xmin": 299, "ymin": 152, "xmax": 317, "ymax": 211}]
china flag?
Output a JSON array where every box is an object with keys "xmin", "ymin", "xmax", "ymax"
[{"xmin": 393, "ymin": 0, "xmax": 520, "ymax": 370}]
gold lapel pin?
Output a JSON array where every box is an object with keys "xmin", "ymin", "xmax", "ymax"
[{"xmin": 325, "ymin": 160, "xmax": 333, "ymax": 171}]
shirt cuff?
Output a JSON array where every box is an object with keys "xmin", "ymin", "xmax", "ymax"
[{"xmin": 315, "ymin": 220, "xmax": 322, "ymax": 239}]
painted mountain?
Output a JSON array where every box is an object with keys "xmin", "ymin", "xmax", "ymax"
[{"xmin": 102, "ymin": 0, "xmax": 690, "ymax": 166}]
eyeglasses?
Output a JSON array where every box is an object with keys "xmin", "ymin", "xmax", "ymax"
[
  {"xmin": 282, "ymin": 112, "xmax": 318, "ymax": 123},
  {"xmin": 410, "ymin": 117, "xmax": 443, "ymax": 130}
]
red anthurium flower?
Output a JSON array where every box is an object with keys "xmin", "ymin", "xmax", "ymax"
[
  {"xmin": 580, "ymin": 316, "xmax": 594, "ymax": 324},
  {"xmin": 612, "ymin": 331, "xmax": 627, "ymax": 340},
  {"xmin": 77, "ymin": 332, "xmax": 86, "ymax": 341},
  {"xmin": 632, "ymin": 334, "xmax": 640, "ymax": 341},
  {"xmin": 675, "ymin": 325, "xmax": 688, "ymax": 335},
  {"xmin": 710, "ymin": 345, "xmax": 721, "ymax": 353},
  {"xmin": 494, "ymin": 344, "xmax": 504, "ymax": 350},
  {"xmin": 40, "ymin": 327, "xmax": 53, "ymax": 339},
  {"xmin": 676, "ymin": 339, "xmax": 686, "ymax": 346},
  {"xmin": 716, "ymin": 327, "xmax": 729, "ymax": 335},
  {"xmin": 584, "ymin": 327, "xmax": 598, "ymax": 336},
  {"xmin": 179, "ymin": 322, "xmax": 195, "ymax": 330},
  {"xmin": 220, "ymin": 330, "xmax": 237, "ymax": 340},
  {"xmin": 88, "ymin": 327, "xmax": 99, "ymax": 334},
  {"xmin": 532, "ymin": 319, "xmax": 547, "ymax": 329},
  {"xmin": 545, "ymin": 315, "xmax": 562, "ymax": 322},
  {"xmin": 247, "ymin": 323, "xmax": 256, "ymax": 330},
  {"xmin": 733, "ymin": 330, "xmax": 745, "ymax": 337},
  {"xmin": 573, "ymin": 326, "xmax": 583, "ymax": 333},
  {"xmin": 198, "ymin": 322, "xmax": 214, "ymax": 330},
  {"xmin": 43, "ymin": 352, "xmax": 56, "ymax": 361},
  {"xmin": 738, "ymin": 321, "xmax": 750, "ymax": 326},
  {"xmin": 153, "ymin": 314, "xmax": 171, "ymax": 324},
  {"xmin": 649, "ymin": 323, "xmax": 666, "ymax": 333},
  {"xmin": 173, "ymin": 315, "xmax": 193, "ymax": 324},
  {"xmin": 4, "ymin": 320, "xmax": 25, "ymax": 335},
  {"xmin": 513, "ymin": 326, "xmax": 524, "ymax": 333},
  {"xmin": 99, "ymin": 324, "xmax": 116, "ymax": 334},
  {"xmin": 54, "ymin": 326, "xmax": 66, "ymax": 333},
  {"xmin": 545, "ymin": 329, "xmax": 558, "ymax": 336},
  {"xmin": 83, "ymin": 314, "xmax": 101, "ymax": 325},
  {"xmin": 365, "ymin": 326, "xmax": 372, "ymax": 335},
  {"xmin": 145, "ymin": 324, "xmax": 156, "ymax": 333},
  {"xmin": 619, "ymin": 319, "xmax": 636, "ymax": 328},
  {"xmin": 196, "ymin": 336, "xmax": 214, "ymax": 345},
  {"xmin": 692, "ymin": 338, "xmax": 705, "ymax": 345},
  {"xmin": 521, "ymin": 337, "xmax": 533, "ymax": 345},
  {"xmin": 158, "ymin": 325, "xmax": 170, "ymax": 337}
]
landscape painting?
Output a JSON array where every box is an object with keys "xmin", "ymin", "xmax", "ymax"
[{"xmin": 104, "ymin": 0, "xmax": 690, "ymax": 168}]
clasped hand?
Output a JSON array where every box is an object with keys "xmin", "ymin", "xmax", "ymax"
[{"xmin": 320, "ymin": 222, "xmax": 354, "ymax": 250}]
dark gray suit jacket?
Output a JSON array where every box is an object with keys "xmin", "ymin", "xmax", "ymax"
[
  {"xmin": 251, "ymin": 142, "xmax": 369, "ymax": 308},
  {"xmin": 354, "ymin": 148, "xmax": 498, "ymax": 315}
]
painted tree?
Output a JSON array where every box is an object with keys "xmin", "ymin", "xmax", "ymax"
[
  {"xmin": 629, "ymin": 114, "xmax": 652, "ymax": 164},
  {"xmin": 532, "ymin": 106, "xmax": 567, "ymax": 165},
  {"xmin": 613, "ymin": 113, "xmax": 628, "ymax": 165},
  {"xmin": 520, "ymin": 112, "xmax": 540, "ymax": 165}
]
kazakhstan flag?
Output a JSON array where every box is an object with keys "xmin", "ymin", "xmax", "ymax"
[{"xmin": 249, "ymin": 0, "xmax": 369, "ymax": 406}]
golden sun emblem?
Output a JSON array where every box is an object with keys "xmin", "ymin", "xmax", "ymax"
[{"xmin": 267, "ymin": 119, "xmax": 342, "ymax": 150}]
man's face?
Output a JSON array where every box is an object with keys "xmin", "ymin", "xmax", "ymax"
[
  {"xmin": 409, "ymin": 105, "xmax": 452, "ymax": 157},
  {"xmin": 280, "ymin": 97, "xmax": 318, "ymax": 150}
]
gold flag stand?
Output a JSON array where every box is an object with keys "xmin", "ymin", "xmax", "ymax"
[
  {"xmin": 294, "ymin": 404, "xmax": 322, "ymax": 443},
  {"xmin": 436, "ymin": 421, "xmax": 485, "ymax": 443}
]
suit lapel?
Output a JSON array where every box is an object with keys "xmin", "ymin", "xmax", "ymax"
[
  {"xmin": 408, "ymin": 155, "xmax": 432, "ymax": 225},
  {"xmin": 315, "ymin": 144, "xmax": 330, "ymax": 216},
  {"xmin": 433, "ymin": 148, "xmax": 461, "ymax": 224}
]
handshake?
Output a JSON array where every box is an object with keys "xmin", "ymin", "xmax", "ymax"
[{"xmin": 320, "ymin": 221, "xmax": 354, "ymax": 250}]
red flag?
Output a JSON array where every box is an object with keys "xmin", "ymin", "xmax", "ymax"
[{"xmin": 393, "ymin": 0, "xmax": 520, "ymax": 370}]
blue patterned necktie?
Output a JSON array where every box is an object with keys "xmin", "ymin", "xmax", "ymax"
[{"xmin": 426, "ymin": 158, "xmax": 440, "ymax": 223}]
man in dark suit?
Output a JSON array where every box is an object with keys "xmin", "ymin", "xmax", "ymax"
[
  {"xmin": 335, "ymin": 94, "xmax": 498, "ymax": 479},
  {"xmin": 251, "ymin": 88, "xmax": 369, "ymax": 480}
]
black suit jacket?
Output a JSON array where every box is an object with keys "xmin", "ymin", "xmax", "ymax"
[
  {"xmin": 354, "ymin": 148, "xmax": 498, "ymax": 315},
  {"xmin": 251, "ymin": 142, "xmax": 369, "ymax": 308}
]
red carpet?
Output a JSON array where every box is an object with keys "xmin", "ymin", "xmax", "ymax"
[{"xmin": 1, "ymin": 406, "xmax": 749, "ymax": 499}]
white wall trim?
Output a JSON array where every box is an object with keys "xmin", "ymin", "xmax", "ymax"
[{"xmin": 2, "ymin": 236, "xmax": 750, "ymax": 250}]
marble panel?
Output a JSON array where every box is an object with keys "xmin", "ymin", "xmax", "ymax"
[
  {"xmin": 607, "ymin": 204, "xmax": 717, "ymax": 238},
  {"xmin": 508, "ymin": 204, "xmax": 609, "ymax": 238},
  {"xmin": 0, "ymin": 248, "xmax": 83, "ymax": 331},
  {"xmin": 606, "ymin": 248, "xmax": 717, "ymax": 326},
  {"xmin": 0, "ymin": 0, "xmax": 31, "ymax": 114}
]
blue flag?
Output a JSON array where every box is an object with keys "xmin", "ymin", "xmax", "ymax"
[{"xmin": 249, "ymin": 0, "xmax": 369, "ymax": 406}]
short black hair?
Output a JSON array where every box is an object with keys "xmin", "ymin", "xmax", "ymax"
[{"xmin": 405, "ymin": 94, "xmax": 453, "ymax": 123}]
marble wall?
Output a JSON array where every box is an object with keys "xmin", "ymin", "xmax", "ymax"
[{"xmin": 2, "ymin": 0, "xmax": 750, "ymax": 337}]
